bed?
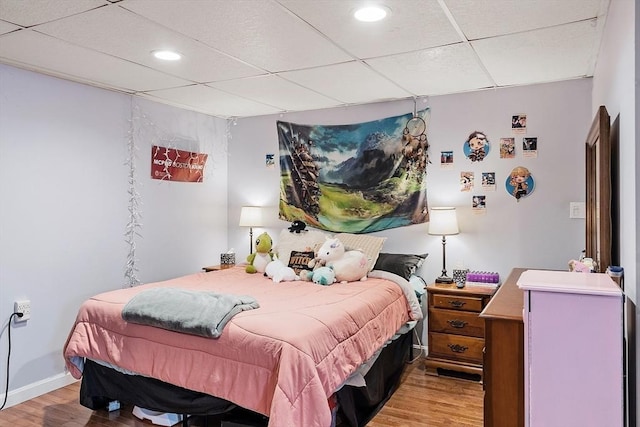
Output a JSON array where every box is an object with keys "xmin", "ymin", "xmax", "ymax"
[{"xmin": 63, "ymin": 234, "xmax": 425, "ymax": 427}]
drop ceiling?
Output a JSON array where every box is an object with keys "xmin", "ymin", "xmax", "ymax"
[{"xmin": 0, "ymin": 0, "xmax": 610, "ymax": 119}]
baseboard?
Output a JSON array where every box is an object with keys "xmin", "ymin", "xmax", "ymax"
[{"xmin": 1, "ymin": 372, "xmax": 77, "ymax": 409}]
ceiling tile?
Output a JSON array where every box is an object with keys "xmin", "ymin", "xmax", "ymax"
[
  {"xmin": 472, "ymin": 21, "xmax": 599, "ymax": 86},
  {"xmin": 367, "ymin": 43, "xmax": 495, "ymax": 96},
  {"xmin": 278, "ymin": 61, "xmax": 412, "ymax": 104},
  {"xmin": 34, "ymin": 4, "xmax": 265, "ymax": 83},
  {"xmin": 444, "ymin": 0, "xmax": 605, "ymax": 40},
  {"xmin": 0, "ymin": 30, "xmax": 192, "ymax": 92},
  {"xmin": 0, "ymin": 0, "xmax": 107, "ymax": 26},
  {"xmin": 0, "ymin": 19, "xmax": 20, "ymax": 35},
  {"xmin": 141, "ymin": 84, "xmax": 283, "ymax": 118},
  {"xmin": 209, "ymin": 75, "xmax": 343, "ymax": 112},
  {"xmin": 277, "ymin": 0, "xmax": 462, "ymax": 59},
  {"xmin": 121, "ymin": 0, "xmax": 353, "ymax": 72}
]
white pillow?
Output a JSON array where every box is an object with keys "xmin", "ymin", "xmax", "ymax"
[
  {"xmin": 333, "ymin": 233, "xmax": 386, "ymax": 272},
  {"xmin": 274, "ymin": 228, "xmax": 329, "ymax": 265}
]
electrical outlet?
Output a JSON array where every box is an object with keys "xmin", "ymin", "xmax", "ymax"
[{"xmin": 14, "ymin": 299, "xmax": 31, "ymax": 322}]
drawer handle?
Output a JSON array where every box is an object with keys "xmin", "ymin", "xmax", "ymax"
[
  {"xmin": 447, "ymin": 319, "xmax": 468, "ymax": 328},
  {"xmin": 448, "ymin": 344, "xmax": 468, "ymax": 353},
  {"xmin": 448, "ymin": 300, "xmax": 466, "ymax": 308}
]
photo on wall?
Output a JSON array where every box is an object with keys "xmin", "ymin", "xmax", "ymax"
[
  {"xmin": 500, "ymin": 137, "xmax": 515, "ymax": 158},
  {"xmin": 460, "ymin": 172, "xmax": 474, "ymax": 192},
  {"xmin": 523, "ymin": 137, "xmax": 538, "ymax": 158},
  {"xmin": 266, "ymin": 154, "xmax": 275, "ymax": 168},
  {"xmin": 472, "ymin": 195, "xmax": 487, "ymax": 214},
  {"xmin": 482, "ymin": 172, "xmax": 496, "ymax": 191},
  {"xmin": 441, "ymin": 150, "xmax": 454, "ymax": 168},
  {"xmin": 512, "ymin": 114, "xmax": 527, "ymax": 134}
]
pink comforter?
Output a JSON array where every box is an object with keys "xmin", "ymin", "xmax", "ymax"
[{"xmin": 63, "ymin": 267, "xmax": 414, "ymax": 427}]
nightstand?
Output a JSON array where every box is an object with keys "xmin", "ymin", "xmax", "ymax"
[
  {"xmin": 424, "ymin": 282, "xmax": 496, "ymax": 379},
  {"xmin": 202, "ymin": 264, "xmax": 234, "ymax": 272}
]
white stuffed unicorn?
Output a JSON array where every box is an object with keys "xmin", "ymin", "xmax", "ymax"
[{"xmin": 314, "ymin": 238, "xmax": 369, "ymax": 283}]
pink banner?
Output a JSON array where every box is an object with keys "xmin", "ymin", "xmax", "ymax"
[{"xmin": 151, "ymin": 145, "xmax": 208, "ymax": 182}]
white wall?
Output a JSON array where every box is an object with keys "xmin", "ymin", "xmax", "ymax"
[
  {"xmin": 592, "ymin": 0, "xmax": 637, "ymax": 302},
  {"xmin": 227, "ymin": 79, "xmax": 592, "ymax": 286},
  {"xmin": 0, "ymin": 64, "xmax": 228, "ymax": 406},
  {"xmin": 591, "ymin": 0, "xmax": 637, "ymax": 424},
  {"xmin": 130, "ymin": 98, "xmax": 229, "ymax": 284}
]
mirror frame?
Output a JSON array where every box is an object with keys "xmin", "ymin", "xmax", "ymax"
[{"xmin": 585, "ymin": 105, "xmax": 611, "ymax": 273}]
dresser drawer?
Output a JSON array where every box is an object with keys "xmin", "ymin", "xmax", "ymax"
[
  {"xmin": 432, "ymin": 293, "xmax": 484, "ymax": 312},
  {"xmin": 428, "ymin": 332, "xmax": 484, "ymax": 364},
  {"xmin": 429, "ymin": 308, "xmax": 485, "ymax": 338}
]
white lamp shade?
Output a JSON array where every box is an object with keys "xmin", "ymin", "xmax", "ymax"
[
  {"xmin": 239, "ymin": 206, "xmax": 265, "ymax": 227},
  {"xmin": 428, "ymin": 207, "xmax": 459, "ymax": 236}
]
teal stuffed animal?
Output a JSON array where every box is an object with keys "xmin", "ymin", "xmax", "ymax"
[
  {"xmin": 300, "ymin": 266, "xmax": 336, "ymax": 286},
  {"xmin": 310, "ymin": 266, "xmax": 336, "ymax": 286},
  {"xmin": 246, "ymin": 232, "xmax": 274, "ymax": 274}
]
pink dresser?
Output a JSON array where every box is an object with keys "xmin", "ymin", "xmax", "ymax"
[{"xmin": 517, "ymin": 270, "xmax": 623, "ymax": 427}]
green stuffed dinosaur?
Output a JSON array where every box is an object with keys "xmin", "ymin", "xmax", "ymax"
[{"xmin": 245, "ymin": 232, "xmax": 274, "ymax": 274}]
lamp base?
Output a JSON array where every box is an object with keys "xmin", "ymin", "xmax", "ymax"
[{"xmin": 435, "ymin": 276, "xmax": 454, "ymax": 284}]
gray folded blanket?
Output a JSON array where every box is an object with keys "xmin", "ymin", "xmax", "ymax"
[{"xmin": 122, "ymin": 288, "xmax": 259, "ymax": 338}]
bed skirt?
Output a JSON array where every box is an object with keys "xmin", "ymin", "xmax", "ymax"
[{"xmin": 79, "ymin": 330, "xmax": 411, "ymax": 427}]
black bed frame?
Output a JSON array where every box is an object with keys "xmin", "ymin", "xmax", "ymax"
[{"xmin": 79, "ymin": 331, "xmax": 411, "ymax": 427}]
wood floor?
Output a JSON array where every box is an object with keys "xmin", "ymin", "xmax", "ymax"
[{"xmin": 0, "ymin": 361, "xmax": 483, "ymax": 427}]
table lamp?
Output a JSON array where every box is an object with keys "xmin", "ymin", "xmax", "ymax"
[
  {"xmin": 239, "ymin": 206, "xmax": 265, "ymax": 254},
  {"xmin": 428, "ymin": 207, "xmax": 459, "ymax": 284}
]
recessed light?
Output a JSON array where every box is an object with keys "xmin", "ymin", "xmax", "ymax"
[
  {"xmin": 151, "ymin": 50, "xmax": 182, "ymax": 61},
  {"xmin": 354, "ymin": 5, "xmax": 389, "ymax": 22}
]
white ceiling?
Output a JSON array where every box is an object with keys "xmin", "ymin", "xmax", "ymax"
[{"xmin": 0, "ymin": 0, "xmax": 610, "ymax": 119}]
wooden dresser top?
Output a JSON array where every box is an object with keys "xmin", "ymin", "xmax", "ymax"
[{"xmin": 480, "ymin": 267, "xmax": 527, "ymax": 321}]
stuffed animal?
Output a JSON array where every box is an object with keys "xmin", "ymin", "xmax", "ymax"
[
  {"xmin": 314, "ymin": 238, "xmax": 369, "ymax": 283},
  {"xmin": 288, "ymin": 220, "xmax": 307, "ymax": 234},
  {"xmin": 569, "ymin": 258, "xmax": 594, "ymax": 273},
  {"xmin": 264, "ymin": 257, "xmax": 298, "ymax": 283},
  {"xmin": 308, "ymin": 266, "xmax": 336, "ymax": 286},
  {"xmin": 306, "ymin": 254, "xmax": 326, "ymax": 270},
  {"xmin": 246, "ymin": 232, "xmax": 274, "ymax": 274}
]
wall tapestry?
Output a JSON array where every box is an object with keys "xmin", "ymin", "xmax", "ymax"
[
  {"xmin": 151, "ymin": 145, "xmax": 208, "ymax": 182},
  {"xmin": 277, "ymin": 109, "xmax": 430, "ymax": 233}
]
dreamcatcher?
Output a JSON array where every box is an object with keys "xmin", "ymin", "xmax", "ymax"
[
  {"xmin": 402, "ymin": 99, "xmax": 430, "ymax": 216},
  {"xmin": 402, "ymin": 100, "xmax": 429, "ymax": 173}
]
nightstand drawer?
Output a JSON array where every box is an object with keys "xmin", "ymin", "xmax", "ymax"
[
  {"xmin": 432, "ymin": 293, "xmax": 484, "ymax": 312},
  {"xmin": 429, "ymin": 332, "xmax": 484, "ymax": 364},
  {"xmin": 429, "ymin": 308, "xmax": 485, "ymax": 338}
]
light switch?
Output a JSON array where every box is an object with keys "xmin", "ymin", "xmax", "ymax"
[{"xmin": 570, "ymin": 202, "xmax": 586, "ymax": 219}]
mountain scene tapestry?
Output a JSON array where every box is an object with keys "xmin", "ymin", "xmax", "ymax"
[{"xmin": 277, "ymin": 109, "xmax": 430, "ymax": 233}]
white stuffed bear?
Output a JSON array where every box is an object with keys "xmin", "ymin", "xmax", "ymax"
[
  {"xmin": 264, "ymin": 257, "xmax": 299, "ymax": 283},
  {"xmin": 315, "ymin": 238, "xmax": 369, "ymax": 283}
]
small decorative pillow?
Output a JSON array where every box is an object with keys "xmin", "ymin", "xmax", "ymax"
[
  {"xmin": 288, "ymin": 250, "xmax": 315, "ymax": 275},
  {"xmin": 333, "ymin": 233, "xmax": 386, "ymax": 271},
  {"xmin": 373, "ymin": 253, "xmax": 428, "ymax": 281},
  {"xmin": 274, "ymin": 228, "xmax": 329, "ymax": 265}
]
